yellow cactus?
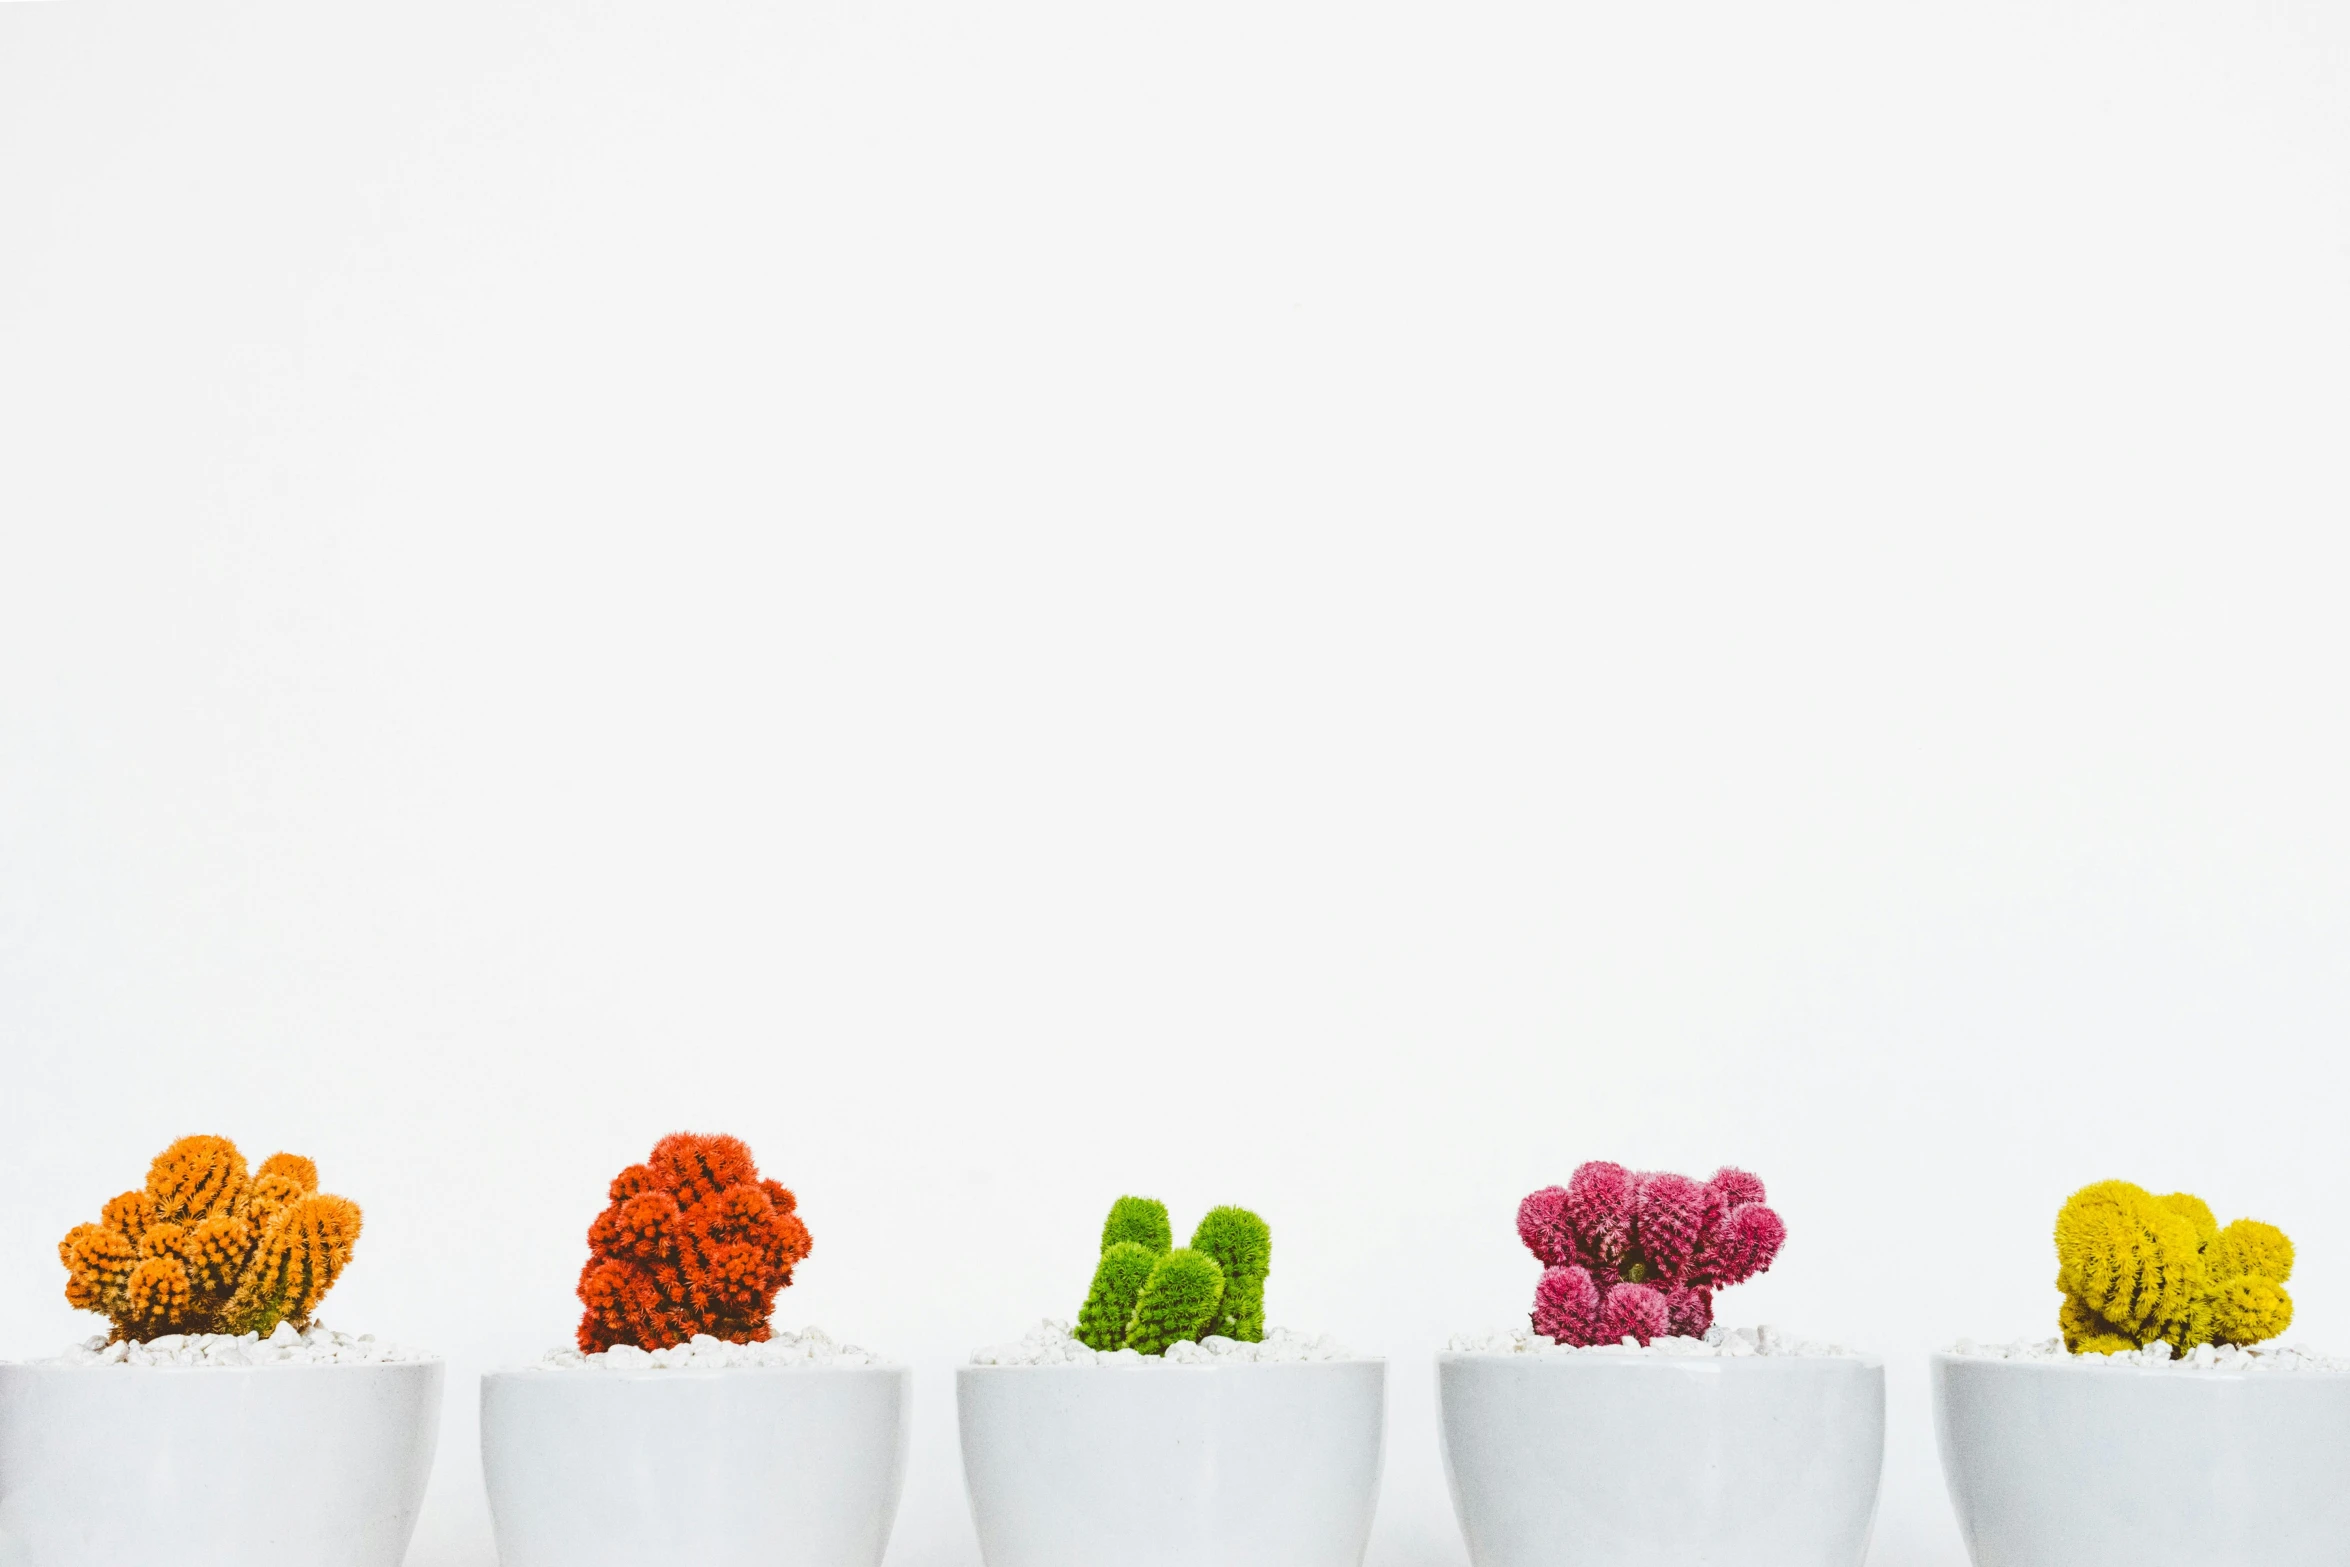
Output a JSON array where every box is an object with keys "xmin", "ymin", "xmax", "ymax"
[
  {"xmin": 2054, "ymin": 1180, "xmax": 2293, "ymax": 1355},
  {"xmin": 57, "ymin": 1136, "xmax": 363, "ymax": 1343},
  {"xmin": 2057, "ymin": 1295, "xmax": 2139, "ymax": 1357},
  {"xmin": 2158, "ymin": 1193, "xmax": 2218, "ymax": 1248},
  {"xmin": 2210, "ymin": 1274, "xmax": 2293, "ymax": 1345},
  {"xmin": 2053, "ymin": 1180, "xmax": 2204, "ymax": 1347},
  {"xmin": 2210, "ymin": 1219, "xmax": 2292, "ymax": 1285}
]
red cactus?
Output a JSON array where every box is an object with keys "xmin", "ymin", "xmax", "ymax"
[
  {"xmin": 1518, "ymin": 1162, "xmax": 1784, "ymax": 1346},
  {"xmin": 576, "ymin": 1133, "xmax": 812, "ymax": 1353}
]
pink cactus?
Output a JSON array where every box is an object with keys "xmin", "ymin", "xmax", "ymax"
[
  {"xmin": 1664, "ymin": 1284, "xmax": 1713, "ymax": 1338},
  {"xmin": 1708, "ymin": 1167, "xmax": 1767, "ymax": 1209},
  {"xmin": 1563, "ymin": 1161, "xmax": 1636, "ymax": 1268},
  {"xmin": 1532, "ymin": 1264, "xmax": 1602, "ymax": 1343},
  {"xmin": 1632, "ymin": 1172, "xmax": 1707, "ymax": 1280},
  {"xmin": 1598, "ymin": 1282, "xmax": 1668, "ymax": 1343},
  {"xmin": 1697, "ymin": 1200, "xmax": 1787, "ymax": 1288},
  {"xmin": 1517, "ymin": 1162, "xmax": 1784, "ymax": 1346},
  {"xmin": 1517, "ymin": 1187, "xmax": 1575, "ymax": 1268}
]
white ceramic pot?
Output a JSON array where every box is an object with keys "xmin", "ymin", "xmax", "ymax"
[
  {"xmin": 1437, "ymin": 1352, "xmax": 1885, "ymax": 1567},
  {"xmin": 1933, "ymin": 1352, "xmax": 2350, "ymax": 1567},
  {"xmin": 481, "ymin": 1364, "xmax": 911, "ymax": 1567},
  {"xmin": 0, "ymin": 1359, "xmax": 443, "ymax": 1567},
  {"xmin": 957, "ymin": 1360, "xmax": 1387, "ymax": 1567}
]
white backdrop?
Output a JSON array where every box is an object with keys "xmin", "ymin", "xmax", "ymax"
[{"xmin": 4, "ymin": 1, "xmax": 2349, "ymax": 1563}]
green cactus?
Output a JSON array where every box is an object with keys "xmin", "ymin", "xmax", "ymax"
[
  {"xmin": 1102, "ymin": 1196, "xmax": 1173, "ymax": 1255},
  {"xmin": 1125, "ymin": 1249, "xmax": 1225, "ymax": 1355},
  {"xmin": 1077, "ymin": 1241, "xmax": 1161, "ymax": 1350},
  {"xmin": 1071, "ymin": 1196, "xmax": 1273, "ymax": 1356},
  {"xmin": 1190, "ymin": 1206, "xmax": 1271, "ymax": 1342}
]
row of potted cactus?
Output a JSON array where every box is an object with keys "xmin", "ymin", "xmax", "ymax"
[{"xmin": 0, "ymin": 1134, "xmax": 2331, "ymax": 1567}]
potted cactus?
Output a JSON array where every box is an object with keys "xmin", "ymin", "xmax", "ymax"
[
  {"xmin": 478, "ymin": 1132, "xmax": 910, "ymax": 1567},
  {"xmin": 957, "ymin": 1196, "xmax": 1386, "ymax": 1567},
  {"xmin": 1438, "ymin": 1162, "xmax": 1884, "ymax": 1567},
  {"xmin": 1934, "ymin": 1180, "xmax": 2350, "ymax": 1567},
  {"xmin": 0, "ymin": 1135, "xmax": 443, "ymax": 1567}
]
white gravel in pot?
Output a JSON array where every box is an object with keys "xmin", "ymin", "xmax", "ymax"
[
  {"xmin": 529, "ymin": 1326, "xmax": 890, "ymax": 1370},
  {"xmin": 1948, "ymin": 1335, "xmax": 2350, "ymax": 1372},
  {"xmin": 23, "ymin": 1321, "xmax": 432, "ymax": 1366},
  {"xmin": 1447, "ymin": 1323, "xmax": 1862, "ymax": 1358},
  {"xmin": 971, "ymin": 1318, "xmax": 1358, "ymax": 1365}
]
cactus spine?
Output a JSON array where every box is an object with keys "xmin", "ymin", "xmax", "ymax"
[
  {"xmin": 2053, "ymin": 1180, "xmax": 2294, "ymax": 1354},
  {"xmin": 1072, "ymin": 1196, "xmax": 1272, "ymax": 1356},
  {"xmin": 57, "ymin": 1135, "xmax": 362, "ymax": 1341}
]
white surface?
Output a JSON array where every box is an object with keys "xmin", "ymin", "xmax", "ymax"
[
  {"xmin": 481, "ymin": 1362, "xmax": 911, "ymax": 1567},
  {"xmin": 3, "ymin": 1, "xmax": 2350, "ymax": 1565},
  {"xmin": 1437, "ymin": 1352, "xmax": 1885, "ymax": 1567},
  {"xmin": 957, "ymin": 1359, "xmax": 1386, "ymax": 1567},
  {"xmin": 0, "ymin": 1358, "xmax": 443, "ymax": 1566},
  {"xmin": 1931, "ymin": 1353, "xmax": 2350, "ymax": 1567},
  {"xmin": 971, "ymin": 1319, "xmax": 1354, "ymax": 1366}
]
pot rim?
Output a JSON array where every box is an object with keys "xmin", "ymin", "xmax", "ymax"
[
  {"xmin": 959, "ymin": 1355, "xmax": 1385, "ymax": 1373},
  {"xmin": 1439, "ymin": 1348, "xmax": 1884, "ymax": 1369},
  {"xmin": 1, "ymin": 1356, "xmax": 442, "ymax": 1375},
  {"xmin": 485, "ymin": 1361, "xmax": 909, "ymax": 1381},
  {"xmin": 1931, "ymin": 1349, "xmax": 2350, "ymax": 1380}
]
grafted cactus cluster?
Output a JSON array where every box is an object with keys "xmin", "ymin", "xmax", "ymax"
[
  {"xmin": 1076, "ymin": 1197, "xmax": 1271, "ymax": 1355},
  {"xmin": 2054, "ymin": 1180, "xmax": 2294, "ymax": 1354},
  {"xmin": 577, "ymin": 1133, "xmax": 813, "ymax": 1352},
  {"xmin": 1517, "ymin": 1161, "xmax": 1785, "ymax": 1346},
  {"xmin": 58, "ymin": 1135, "xmax": 362, "ymax": 1342}
]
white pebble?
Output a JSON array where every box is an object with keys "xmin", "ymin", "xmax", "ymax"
[
  {"xmin": 20, "ymin": 1324, "xmax": 432, "ymax": 1367},
  {"xmin": 533, "ymin": 1327, "xmax": 887, "ymax": 1371},
  {"xmin": 1948, "ymin": 1336, "xmax": 2350, "ymax": 1372}
]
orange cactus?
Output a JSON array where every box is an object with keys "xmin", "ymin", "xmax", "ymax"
[
  {"xmin": 56, "ymin": 1135, "xmax": 363, "ymax": 1342},
  {"xmin": 125, "ymin": 1255, "xmax": 193, "ymax": 1332},
  {"xmin": 59, "ymin": 1222, "xmax": 138, "ymax": 1314},
  {"xmin": 147, "ymin": 1135, "xmax": 247, "ymax": 1222},
  {"xmin": 226, "ymin": 1193, "xmax": 363, "ymax": 1329},
  {"xmin": 576, "ymin": 1133, "xmax": 813, "ymax": 1352}
]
